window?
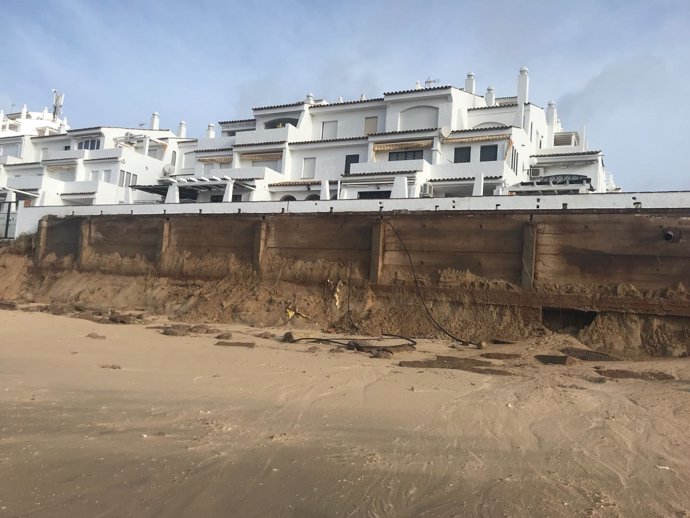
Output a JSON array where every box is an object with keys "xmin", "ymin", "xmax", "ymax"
[
  {"xmin": 118, "ymin": 170, "xmax": 125, "ymax": 187},
  {"xmin": 210, "ymin": 195, "xmax": 223, "ymax": 203},
  {"xmin": 344, "ymin": 154, "xmax": 359, "ymax": 175},
  {"xmin": 389, "ymin": 150, "xmax": 423, "ymax": 161},
  {"xmin": 364, "ymin": 116, "xmax": 378, "ymax": 135},
  {"xmin": 321, "ymin": 121, "xmax": 337, "ymax": 140},
  {"xmin": 305, "ymin": 194, "xmax": 320, "ymax": 201},
  {"xmin": 280, "ymin": 195, "xmax": 296, "ymax": 201},
  {"xmin": 454, "ymin": 147, "xmax": 471, "ymax": 163},
  {"xmin": 77, "ymin": 139, "xmax": 100, "ymax": 150},
  {"xmin": 131, "ymin": 174, "xmax": 138, "ymax": 186},
  {"xmin": 302, "ymin": 157, "xmax": 316, "ymax": 178},
  {"xmin": 231, "ymin": 194, "xmax": 242, "ymax": 202},
  {"xmin": 479, "ymin": 144, "xmax": 498, "ymax": 162},
  {"xmin": 171, "ymin": 151, "xmax": 177, "ymax": 166},
  {"xmin": 358, "ymin": 190, "xmax": 391, "ymax": 199},
  {"xmin": 90, "ymin": 170, "xmax": 100, "ymax": 181},
  {"xmin": 64, "ymin": 145, "xmax": 70, "ymax": 151},
  {"xmin": 103, "ymin": 170, "xmax": 112, "ymax": 183},
  {"xmin": 125, "ymin": 172, "xmax": 132, "ymax": 187}
]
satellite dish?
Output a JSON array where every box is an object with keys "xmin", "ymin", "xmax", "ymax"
[{"xmin": 162, "ymin": 164, "xmax": 175, "ymax": 176}]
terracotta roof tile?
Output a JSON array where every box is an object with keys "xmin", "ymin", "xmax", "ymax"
[
  {"xmin": 531, "ymin": 151, "xmax": 601, "ymax": 157},
  {"xmin": 252, "ymin": 101, "xmax": 305, "ymax": 111},
  {"xmin": 384, "ymin": 85, "xmax": 453, "ymax": 96},
  {"xmin": 309, "ymin": 98, "xmax": 385, "ymax": 108},
  {"xmin": 290, "ymin": 136, "xmax": 367, "ymax": 145}
]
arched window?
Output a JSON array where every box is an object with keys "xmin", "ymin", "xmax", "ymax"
[
  {"xmin": 280, "ymin": 195, "xmax": 296, "ymax": 201},
  {"xmin": 171, "ymin": 151, "xmax": 177, "ymax": 166},
  {"xmin": 305, "ymin": 194, "xmax": 320, "ymax": 201}
]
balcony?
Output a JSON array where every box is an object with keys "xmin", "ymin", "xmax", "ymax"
[
  {"xmin": 428, "ymin": 161, "xmax": 510, "ymax": 181},
  {"xmin": 6, "ymin": 174, "xmax": 43, "ymax": 191},
  {"xmin": 349, "ymin": 159, "xmax": 428, "ymax": 176},
  {"xmin": 43, "ymin": 149, "xmax": 85, "ymax": 162},
  {"xmin": 234, "ymin": 126, "xmax": 294, "ymax": 146},
  {"xmin": 211, "ymin": 166, "xmax": 283, "ymax": 181}
]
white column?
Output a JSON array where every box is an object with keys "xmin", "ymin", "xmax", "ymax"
[
  {"xmin": 165, "ymin": 183, "xmax": 180, "ymax": 203},
  {"xmin": 222, "ymin": 180, "xmax": 235, "ymax": 202},
  {"xmin": 472, "ymin": 172, "xmax": 484, "ymax": 196},
  {"xmin": 392, "ymin": 175, "xmax": 409, "ymax": 198},
  {"xmin": 320, "ymin": 179, "xmax": 330, "ymax": 200}
]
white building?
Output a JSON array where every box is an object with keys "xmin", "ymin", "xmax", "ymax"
[{"xmin": 135, "ymin": 67, "xmax": 618, "ymax": 204}]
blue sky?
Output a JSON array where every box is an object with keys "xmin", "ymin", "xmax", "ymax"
[{"xmin": 2, "ymin": 0, "xmax": 689, "ymax": 190}]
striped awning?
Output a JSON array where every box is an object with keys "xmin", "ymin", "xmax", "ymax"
[
  {"xmin": 241, "ymin": 152, "xmax": 283, "ymax": 161},
  {"xmin": 443, "ymin": 134, "xmax": 510, "ymax": 144},
  {"xmin": 373, "ymin": 140, "xmax": 433, "ymax": 152},
  {"xmin": 197, "ymin": 156, "xmax": 233, "ymax": 164}
]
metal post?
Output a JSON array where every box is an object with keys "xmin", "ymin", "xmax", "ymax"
[{"xmin": 3, "ymin": 201, "xmax": 11, "ymax": 239}]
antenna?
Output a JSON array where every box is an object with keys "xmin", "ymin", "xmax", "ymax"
[
  {"xmin": 424, "ymin": 77, "xmax": 440, "ymax": 88},
  {"xmin": 51, "ymin": 89, "xmax": 65, "ymax": 120}
]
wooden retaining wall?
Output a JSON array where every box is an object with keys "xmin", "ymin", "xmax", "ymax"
[{"xmin": 34, "ymin": 210, "xmax": 690, "ymax": 316}]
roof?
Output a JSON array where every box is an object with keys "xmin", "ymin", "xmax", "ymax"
[
  {"xmin": 268, "ymin": 180, "xmax": 322, "ymax": 187},
  {"xmin": 468, "ymin": 104, "xmax": 518, "ymax": 111},
  {"xmin": 531, "ymin": 150, "xmax": 602, "ymax": 157},
  {"xmin": 252, "ymin": 101, "xmax": 305, "ymax": 111},
  {"xmin": 218, "ymin": 118, "xmax": 256, "ymax": 124},
  {"xmin": 309, "ymin": 98, "xmax": 385, "ymax": 108},
  {"xmin": 429, "ymin": 176, "xmax": 502, "ymax": 182},
  {"xmin": 384, "ymin": 85, "xmax": 453, "ymax": 96},
  {"xmin": 195, "ymin": 147, "xmax": 234, "ymax": 153},
  {"xmin": 449, "ymin": 125, "xmax": 512, "ymax": 134},
  {"xmin": 4, "ymin": 161, "xmax": 41, "ymax": 167},
  {"xmin": 84, "ymin": 156, "xmax": 121, "ymax": 162},
  {"xmin": 233, "ymin": 140, "xmax": 286, "ymax": 148},
  {"xmin": 369, "ymin": 128, "xmax": 438, "ymax": 137},
  {"xmin": 290, "ymin": 136, "xmax": 368, "ymax": 145},
  {"xmin": 60, "ymin": 192, "xmax": 96, "ymax": 196},
  {"xmin": 346, "ymin": 170, "xmax": 419, "ymax": 177},
  {"xmin": 65, "ymin": 126, "xmax": 172, "ymax": 134}
]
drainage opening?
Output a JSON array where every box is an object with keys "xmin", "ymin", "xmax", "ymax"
[{"xmin": 542, "ymin": 308, "xmax": 598, "ymax": 333}]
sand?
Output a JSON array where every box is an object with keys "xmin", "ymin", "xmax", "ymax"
[{"xmin": 1, "ymin": 309, "xmax": 689, "ymax": 517}]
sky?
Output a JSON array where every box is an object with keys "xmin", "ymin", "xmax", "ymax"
[{"xmin": 1, "ymin": 0, "xmax": 689, "ymax": 191}]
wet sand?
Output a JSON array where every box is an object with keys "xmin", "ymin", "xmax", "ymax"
[{"xmin": 1, "ymin": 309, "xmax": 689, "ymax": 517}]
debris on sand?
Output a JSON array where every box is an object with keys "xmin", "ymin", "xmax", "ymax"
[
  {"xmin": 535, "ymin": 354, "xmax": 579, "ymax": 366},
  {"xmin": 561, "ymin": 347, "xmax": 621, "ymax": 362},
  {"xmin": 480, "ymin": 352, "xmax": 521, "ymax": 360},
  {"xmin": 189, "ymin": 324, "xmax": 219, "ymax": 334},
  {"xmin": 0, "ymin": 299, "xmax": 17, "ymax": 310},
  {"xmin": 369, "ymin": 349, "xmax": 393, "ymax": 359},
  {"xmin": 162, "ymin": 325, "xmax": 191, "ymax": 336},
  {"xmin": 86, "ymin": 333, "xmax": 106, "ymax": 340},
  {"xmin": 595, "ymin": 369, "xmax": 674, "ymax": 381},
  {"xmin": 216, "ymin": 332, "xmax": 233, "ymax": 340},
  {"xmin": 214, "ymin": 341, "xmax": 255, "ymax": 348},
  {"xmin": 400, "ymin": 355, "xmax": 513, "ymax": 376},
  {"xmin": 100, "ymin": 364, "xmax": 121, "ymax": 369}
]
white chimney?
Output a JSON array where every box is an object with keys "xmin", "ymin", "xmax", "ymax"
[
  {"xmin": 177, "ymin": 120, "xmax": 187, "ymax": 138},
  {"xmin": 485, "ymin": 86, "xmax": 495, "ymax": 106},
  {"xmin": 206, "ymin": 123, "xmax": 216, "ymax": 138},
  {"xmin": 20, "ymin": 104, "xmax": 27, "ymax": 119},
  {"xmin": 150, "ymin": 112, "xmax": 160, "ymax": 130},
  {"xmin": 514, "ymin": 66, "xmax": 529, "ymax": 129},
  {"xmin": 545, "ymin": 101, "xmax": 556, "ymax": 147},
  {"xmin": 359, "ymin": 93, "xmax": 366, "ymax": 101},
  {"xmin": 465, "ymin": 72, "xmax": 476, "ymax": 94},
  {"xmin": 415, "ymin": 80, "xmax": 422, "ymax": 90},
  {"xmin": 306, "ymin": 93, "xmax": 315, "ymax": 104}
]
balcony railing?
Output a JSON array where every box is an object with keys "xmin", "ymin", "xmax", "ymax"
[{"xmin": 349, "ymin": 159, "xmax": 428, "ymax": 176}]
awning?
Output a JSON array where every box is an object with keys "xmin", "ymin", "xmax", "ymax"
[
  {"xmin": 373, "ymin": 140, "xmax": 433, "ymax": 152},
  {"xmin": 241, "ymin": 152, "xmax": 283, "ymax": 161},
  {"xmin": 197, "ymin": 156, "xmax": 233, "ymax": 164},
  {"xmin": 443, "ymin": 134, "xmax": 510, "ymax": 144}
]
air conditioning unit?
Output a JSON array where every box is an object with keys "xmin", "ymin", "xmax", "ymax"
[
  {"xmin": 420, "ymin": 182, "xmax": 433, "ymax": 198},
  {"xmin": 529, "ymin": 167, "xmax": 544, "ymax": 178}
]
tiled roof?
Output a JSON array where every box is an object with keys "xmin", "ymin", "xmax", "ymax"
[
  {"xmin": 176, "ymin": 139, "xmax": 198, "ymax": 143},
  {"xmin": 84, "ymin": 156, "xmax": 121, "ymax": 162},
  {"xmin": 384, "ymin": 85, "xmax": 453, "ymax": 96},
  {"xmin": 252, "ymin": 101, "xmax": 305, "ymax": 111},
  {"xmin": 468, "ymin": 104, "xmax": 518, "ymax": 111},
  {"xmin": 60, "ymin": 192, "xmax": 96, "ymax": 196},
  {"xmin": 369, "ymin": 128, "xmax": 438, "ymax": 137},
  {"xmin": 4, "ymin": 161, "xmax": 41, "ymax": 167},
  {"xmin": 268, "ymin": 180, "xmax": 322, "ymax": 187},
  {"xmin": 233, "ymin": 140, "xmax": 286, "ymax": 148},
  {"xmin": 346, "ymin": 170, "xmax": 419, "ymax": 177},
  {"xmin": 218, "ymin": 118, "xmax": 255, "ymax": 124},
  {"xmin": 30, "ymin": 133, "xmax": 70, "ymax": 140},
  {"xmin": 309, "ymin": 98, "xmax": 385, "ymax": 108},
  {"xmin": 531, "ymin": 150, "xmax": 601, "ymax": 157},
  {"xmin": 290, "ymin": 136, "xmax": 368, "ymax": 145},
  {"xmin": 195, "ymin": 147, "xmax": 234, "ymax": 153},
  {"xmin": 429, "ymin": 175, "xmax": 502, "ymax": 182},
  {"xmin": 449, "ymin": 125, "xmax": 512, "ymax": 134}
]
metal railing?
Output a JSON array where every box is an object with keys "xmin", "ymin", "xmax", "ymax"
[{"xmin": 0, "ymin": 200, "xmax": 19, "ymax": 239}]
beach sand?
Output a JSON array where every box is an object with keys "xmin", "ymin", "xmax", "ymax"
[{"xmin": 1, "ymin": 309, "xmax": 689, "ymax": 517}]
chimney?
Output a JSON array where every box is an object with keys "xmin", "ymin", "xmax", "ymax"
[
  {"xmin": 206, "ymin": 123, "xmax": 216, "ymax": 138},
  {"xmin": 465, "ymin": 72, "xmax": 476, "ymax": 94},
  {"xmin": 20, "ymin": 104, "xmax": 27, "ymax": 119},
  {"xmin": 150, "ymin": 112, "xmax": 160, "ymax": 130},
  {"xmin": 305, "ymin": 93, "xmax": 315, "ymax": 104},
  {"xmin": 415, "ymin": 80, "xmax": 422, "ymax": 90},
  {"xmin": 514, "ymin": 66, "xmax": 529, "ymax": 129},
  {"xmin": 485, "ymin": 86, "xmax": 495, "ymax": 106},
  {"xmin": 177, "ymin": 120, "xmax": 187, "ymax": 138},
  {"xmin": 546, "ymin": 101, "xmax": 556, "ymax": 147}
]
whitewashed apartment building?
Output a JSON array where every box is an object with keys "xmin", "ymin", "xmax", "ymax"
[{"xmin": 139, "ymin": 67, "xmax": 618, "ymax": 204}]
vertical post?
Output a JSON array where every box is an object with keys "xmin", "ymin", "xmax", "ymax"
[
  {"xmin": 369, "ymin": 219, "xmax": 385, "ymax": 284},
  {"xmin": 253, "ymin": 219, "xmax": 268, "ymax": 274},
  {"xmin": 3, "ymin": 201, "xmax": 11, "ymax": 239},
  {"xmin": 157, "ymin": 217, "xmax": 171, "ymax": 274},
  {"xmin": 521, "ymin": 221, "xmax": 538, "ymax": 291},
  {"xmin": 35, "ymin": 217, "xmax": 49, "ymax": 264},
  {"xmin": 78, "ymin": 218, "xmax": 92, "ymax": 269}
]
